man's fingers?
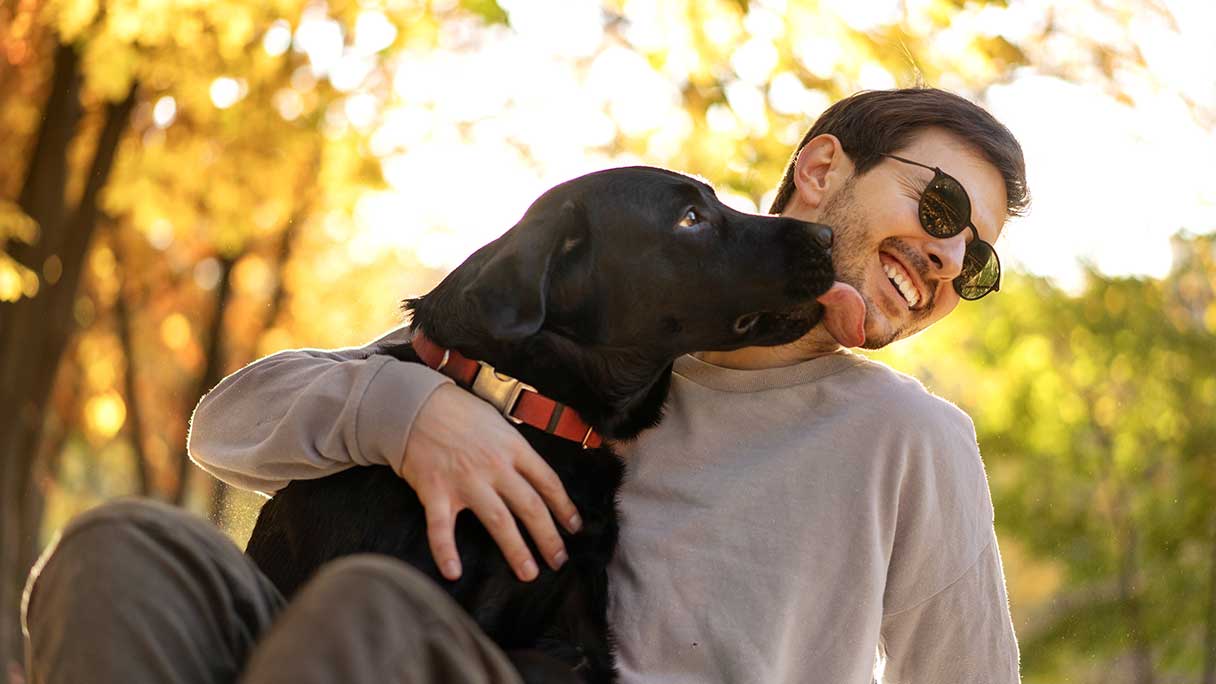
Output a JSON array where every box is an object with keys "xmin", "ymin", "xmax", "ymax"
[
  {"xmin": 514, "ymin": 447, "xmax": 583, "ymax": 534},
  {"xmin": 498, "ymin": 471, "xmax": 568, "ymax": 572},
  {"xmin": 423, "ymin": 498, "xmax": 462, "ymax": 581},
  {"xmin": 466, "ymin": 485, "xmax": 540, "ymax": 582}
]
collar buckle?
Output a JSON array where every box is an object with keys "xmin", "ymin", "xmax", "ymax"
[{"xmin": 470, "ymin": 361, "xmax": 534, "ymax": 424}]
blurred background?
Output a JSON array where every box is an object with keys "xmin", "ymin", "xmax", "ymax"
[{"xmin": 1, "ymin": 0, "xmax": 1213, "ymax": 681}]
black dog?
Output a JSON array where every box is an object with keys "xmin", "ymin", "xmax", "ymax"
[{"xmin": 245, "ymin": 166, "xmax": 837, "ymax": 683}]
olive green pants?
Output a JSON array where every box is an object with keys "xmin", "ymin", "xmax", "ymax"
[{"xmin": 22, "ymin": 498, "xmax": 523, "ymax": 684}]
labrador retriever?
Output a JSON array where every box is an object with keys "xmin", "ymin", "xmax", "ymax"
[{"xmin": 245, "ymin": 166, "xmax": 839, "ymax": 683}]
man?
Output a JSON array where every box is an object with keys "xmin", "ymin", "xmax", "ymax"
[{"xmin": 23, "ymin": 88, "xmax": 1028, "ymax": 683}]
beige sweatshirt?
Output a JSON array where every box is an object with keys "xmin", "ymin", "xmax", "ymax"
[{"xmin": 188, "ymin": 326, "xmax": 1020, "ymax": 683}]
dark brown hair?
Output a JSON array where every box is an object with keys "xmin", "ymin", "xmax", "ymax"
[{"xmin": 768, "ymin": 88, "xmax": 1030, "ymax": 218}]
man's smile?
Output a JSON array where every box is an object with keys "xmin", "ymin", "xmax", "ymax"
[{"xmin": 878, "ymin": 250, "xmax": 926, "ymax": 311}]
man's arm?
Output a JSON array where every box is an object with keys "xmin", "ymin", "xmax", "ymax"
[
  {"xmin": 879, "ymin": 533, "xmax": 1020, "ymax": 683},
  {"xmin": 187, "ymin": 326, "xmax": 442, "ymax": 492},
  {"xmin": 187, "ymin": 326, "xmax": 580, "ymax": 582}
]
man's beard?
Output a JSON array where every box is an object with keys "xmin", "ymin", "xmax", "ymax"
[{"xmin": 811, "ymin": 179, "xmax": 934, "ymax": 350}]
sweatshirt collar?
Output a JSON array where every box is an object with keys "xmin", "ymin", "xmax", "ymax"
[{"xmin": 674, "ymin": 349, "xmax": 867, "ymax": 393}]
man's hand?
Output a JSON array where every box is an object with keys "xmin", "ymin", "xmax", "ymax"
[{"xmin": 398, "ymin": 383, "xmax": 583, "ymax": 582}]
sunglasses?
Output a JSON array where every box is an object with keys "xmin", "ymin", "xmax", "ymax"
[{"xmin": 881, "ymin": 154, "xmax": 1001, "ymax": 300}]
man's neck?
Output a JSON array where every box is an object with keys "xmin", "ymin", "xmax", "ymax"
[{"xmin": 693, "ymin": 326, "xmax": 843, "ymax": 370}]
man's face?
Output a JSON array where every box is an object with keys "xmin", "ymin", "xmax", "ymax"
[{"xmin": 806, "ymin": 129, "xmax": 1008, "ymax": 349}]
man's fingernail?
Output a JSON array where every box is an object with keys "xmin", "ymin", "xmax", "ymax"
[
  {"xmin": 443, "ymin": 560, "xmax": 461, "ymax": 579},
  {"xmin": 521, "ymin": 559, "xmax": 539, "ymax": 580},
  {"xmin": 552, "ymin": 550, "xmax": 568, "ymax": 568},
  {"xmin": 568, "ymin": 514, "xmax": 582, "ymax": 532}
]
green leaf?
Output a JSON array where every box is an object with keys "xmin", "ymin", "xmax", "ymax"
[{"xmin": 460, "ymin": 0, "xmax": 508, "ymax": 25}]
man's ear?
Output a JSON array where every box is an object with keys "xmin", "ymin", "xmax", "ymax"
[
  {"xmin": 461, "ymin": 199, "xmax": 584, "ymax": 341},
  {"xmin": 792, "ymin": 134, "xmax": 852, "ymax": 212}
]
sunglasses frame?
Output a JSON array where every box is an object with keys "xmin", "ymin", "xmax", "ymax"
[{"xmin": 880, "ymin": 153, "xmax": 1001, "ymax": 300}]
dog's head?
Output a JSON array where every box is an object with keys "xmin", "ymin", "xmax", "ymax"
[{"xmin": 414, "ymin": 166, "xmax": 836, "ymax": 359}]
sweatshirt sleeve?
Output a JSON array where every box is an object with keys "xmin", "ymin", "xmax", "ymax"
[
  {"xmin": 879, "ymin": 537, "xmax": 1020, "ymax": 683},
  {"xmin": 878, "ymin": 397, "xmax": 1020, "ymax": 682},
  {"xmin": 186, "ymin": 326, "xmax": 453, "ymax": 493}
]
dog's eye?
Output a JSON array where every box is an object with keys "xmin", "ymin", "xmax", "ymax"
[{"xmin": 676, "ymin": 208, "xmax": 703, "ymax": 229}]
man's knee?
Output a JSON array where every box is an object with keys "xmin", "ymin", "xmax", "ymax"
[
  {"xmin": 30, "ymin": 498, "xmax": 196, "ymax": 581},
  {"xmin": 308, "ymin": 554, "xmax": 448, "ymax": 602},
  {"xmin": 62, "ymin": 497, "xmax": 192, "ymax": 541},
  {"xmin": 243, "ymin": 555, "xmax": 522, "ymax": 684},
  {"xmin": 24, "ymin": 499, "xmax": 282, "ymax": 683},
  {"xmin": 23, "ymin": 497, "xmax": 247, "ymax": 625}
]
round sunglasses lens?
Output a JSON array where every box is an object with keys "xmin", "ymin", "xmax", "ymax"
[
  {"xmin": 919, "ymin": 177, "xmax": 970, "ymax": 238},
  {"xmin": 956, "ymin": 242, "xmax": 999, "ymax": 299}
]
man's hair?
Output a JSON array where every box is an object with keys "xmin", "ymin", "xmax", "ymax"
[{"xmin": 768, "ymin": 88, "xmax": 1030, "ymax": 218}]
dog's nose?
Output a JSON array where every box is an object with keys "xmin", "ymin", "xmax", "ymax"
[{"xmin": 811, "ymin": 225, "xmax": 833, "ymax": 250}]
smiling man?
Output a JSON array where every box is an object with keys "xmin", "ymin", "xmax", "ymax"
[{"xmin": 24, "ymin": 88, "xmax": 1028, "ymax": 684}]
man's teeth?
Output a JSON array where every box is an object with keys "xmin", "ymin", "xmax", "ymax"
[{"xmin": 882, "ymin": 262, "xmax": 920, "ymax": 308}]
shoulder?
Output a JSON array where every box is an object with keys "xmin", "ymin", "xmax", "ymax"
[
  {"xmin": 841, "ymin": 355, "xmax": 991, "ymax": 523},
  {"xmin": 849, "ymin": 359, "xmax": 998, "ymax": 611},
  {"xmin": 842, "ymin": 354, "xmax": 977, "ymax": 445}
]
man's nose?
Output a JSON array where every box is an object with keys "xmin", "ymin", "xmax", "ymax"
[{"xmin": 924, "ymin": 232, "xmax": 967, "ymax": 281}]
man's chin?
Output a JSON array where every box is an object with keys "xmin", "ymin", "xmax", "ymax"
[
  {"xmin": 860, "ymin": 313, "xmax": 931, "ymax": 350},
  {"xmin": 860, "ymin": 336, "xmax": 893, "ymax": 351},
  {"xmin": 858, "ymin": 314, "xmax": 899, "ymax": 350}
]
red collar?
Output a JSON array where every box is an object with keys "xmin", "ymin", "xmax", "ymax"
[{"xmin": 412, "ymin": 330, "xmax": 603, "ymax": 449}]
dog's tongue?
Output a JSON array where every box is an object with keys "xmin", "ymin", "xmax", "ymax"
[{"xmin": 816, "ymin": 281, "xmax": 866, "ymax": 348}]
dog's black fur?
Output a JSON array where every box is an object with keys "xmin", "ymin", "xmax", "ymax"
[{"xmin": 244, "ymin": 166, "xmax": 838, "ymax": 683}]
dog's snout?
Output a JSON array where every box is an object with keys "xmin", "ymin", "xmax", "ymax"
[{"xmin": 811, "ymin": 224, "xmax": 833, "ymax": 250}]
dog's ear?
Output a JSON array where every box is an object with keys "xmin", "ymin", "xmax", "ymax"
[{"xmin": 462, "ymin": 199, "xmax": 585, "ymax": 341}]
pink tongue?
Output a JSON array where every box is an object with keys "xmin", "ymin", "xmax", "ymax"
[{"xmin": 816, "ymin": 281, "xmax": 866, "ymax": 347}]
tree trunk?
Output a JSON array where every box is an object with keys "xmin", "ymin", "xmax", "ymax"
[
  {"xmin": 0, "ymin": 41, "xmax": 136, "ymax": 673},
  {"xmin": 172, "ymin": 255, "xmax": 236, "ymax": 507},
  {"xmin": 112, "ymin": 230, "xmax": 155, "ymax": 498},
  {"xmin": 0, "ymin": 42, "xmax": 84, "ymax": 677}
]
